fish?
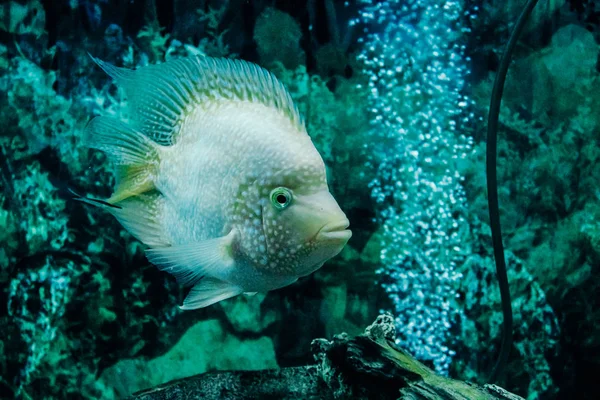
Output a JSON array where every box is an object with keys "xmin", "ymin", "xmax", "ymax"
[{"xmin": 77, "ymin": 55, "xmax": 352, "ymax": 309}]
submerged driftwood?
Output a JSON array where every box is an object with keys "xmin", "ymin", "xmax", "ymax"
[{"xmin": 127, "ymin": 314, "xmax": 523, "ymax": 400}]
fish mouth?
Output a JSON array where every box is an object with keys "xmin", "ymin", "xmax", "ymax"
[{"xmin": 317, "ymin": 219, "xmax": 352, "ymax": 242}]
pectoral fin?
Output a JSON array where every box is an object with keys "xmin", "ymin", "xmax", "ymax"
[
  {"xmin": 145, "ymin": 230, "xmax": 237, "ymax": 287},
  {"xmin": 180, "ymin": 278, "xmax": 243, "ymax": 310}
]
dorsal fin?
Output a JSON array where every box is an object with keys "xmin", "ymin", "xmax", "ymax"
[{"xmin": 91, "ymin": 55, "xmax": 305, "ymax": 146}]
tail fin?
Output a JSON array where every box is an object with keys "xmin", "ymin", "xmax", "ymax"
[{"xmin": 84, "ymin": 116, "xmax": 160, "ymax": 204}]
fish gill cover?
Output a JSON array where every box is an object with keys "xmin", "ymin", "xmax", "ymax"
[{"xmin": 0, "ymin": 1, "xmax": 599, "ymax": 399}]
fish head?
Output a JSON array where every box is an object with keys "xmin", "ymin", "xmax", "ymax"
[{"xmin": 258, "ymin": 166, "xmax": 352, "ymax": 276}]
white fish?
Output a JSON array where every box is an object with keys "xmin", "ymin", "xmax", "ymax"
[{"xmin": 78, "ymin": 55, "xmax": 352, "ymax": 309}]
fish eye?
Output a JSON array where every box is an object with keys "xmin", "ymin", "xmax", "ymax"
[{"xmin": 270, "ymin": 187, "xmax": 292, "ymax": 210}]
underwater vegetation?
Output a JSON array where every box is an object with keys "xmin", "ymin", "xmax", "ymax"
[{"xmin": 0, "ymin": 0, "xmax": 599, "ymax": 399}]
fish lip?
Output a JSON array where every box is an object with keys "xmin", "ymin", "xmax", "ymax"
[{"xmin": 317, "ymin": 219, "xmax": 352, "ymax": 241}]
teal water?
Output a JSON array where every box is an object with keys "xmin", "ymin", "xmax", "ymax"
[{"xmin": 1, "ymin": 1, "xmax": 598, "ymax": 399}]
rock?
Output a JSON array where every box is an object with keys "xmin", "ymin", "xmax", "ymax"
[
  {"xmin": 534, "ymin": 24, "xmax": 599, "ymax": 120},
  {"xmin": 126, "ymin": 315, "xmax": 525, "ymax": 400},
  {"xmin": 477, "ymin": 24, "xmax": 600, "ymax": 130},
  {"xmin": 254, "ymin": 8, "xmax": 305, "ymax": 69},
  {"xmin": 219, "ymin": 292, "xmax": 277, "ymax": 333},
  {"xmin": 360, "ymin": 228, "xmax": 384, "ymax": 265},
  {"xmin": 320, "ymin": 283, "xmax": 348, "ymax": 338},
  {"xmin": 99, "ymin": 319, "xmax": 278, "ymax": 398},
  {"xmin": 0, "ymin": 1, "xmax": 45, "ymax": 36}
]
